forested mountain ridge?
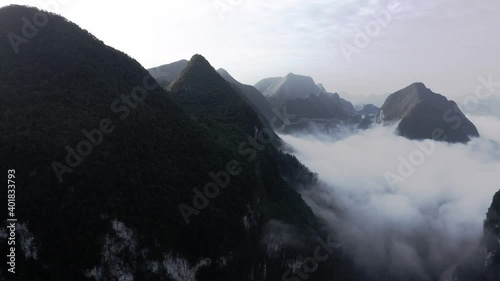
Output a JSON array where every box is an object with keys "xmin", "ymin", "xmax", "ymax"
[
  {"xmin": 217, "ymin": 68, "xmax": 277, "ymax": 126},
  {"xmin": 0, "ymin": 5, "xmax": 356, "ymax": 281}
]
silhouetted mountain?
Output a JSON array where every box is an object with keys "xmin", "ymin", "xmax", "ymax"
[
  {"xmin": 380, "ymin": 82, "xmax": 479, "ymax": 143},
  {"xmin": 484, "ymin": 190, "xmax": 500, "ymax": 280},
  {"xmin": 166, "ymin": 55, "xmax": 359, "ymax": 280},
  {"xmin": 147, "ymin": 59, "xmax": 188, "ymax": 87},
  {"xmin": 254, "ymin": 77, "xmax": 281, "ymax": 93},
  {"xmin": 254, "ymin": 74, "xmax": 359, "ymax": 134},
  {"xmin": 0, "ymin": 6, "xmax": 358, "ymax": 281},
  {"xmin": 217, "ymin": 68, "xmax": 276, "ymax": 125},
  {"xmin": 257, "ymin": 73, "xmax": 323, "ymax": 107},
  {"xmin": 338, "ymin": 94, "xmax": 356, "ymax": 112},
  {"xmin": 285, "ymin": 92, "xmax": 354, "ymax": 120},
  {"xmin": 317, "ymin": 83, "xmax": 327, "ymax": 92},
  {"xmin": 358, "ymin": 104, "xmax": 380, "ymax": 116}
]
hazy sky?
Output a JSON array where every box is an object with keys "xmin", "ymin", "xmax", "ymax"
[{"xmin": 3, "ymin": 0, "xmax": 500, "ymax": 96}]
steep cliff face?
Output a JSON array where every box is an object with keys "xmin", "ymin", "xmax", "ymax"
[{"xmin": 484, "ymin": 190, "xmax": 500, "ymax": 280}]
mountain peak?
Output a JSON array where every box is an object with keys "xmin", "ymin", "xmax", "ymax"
[
  {"xmin": 187, "ymin": 54, "xmax": 211, "ymax": 69},
  {"xmin": 380, "ymin": 82, "xmax": 479, "ymax": 143},
  {"xmin": 380, "ymin": 82, "xmax": 441, "ymax": 122},
  {"xmin": 403, "ymin": 82, "xmax": 432, "ymax": 95},
  {"xmin": 171, "ymin": 54, "xmax": 221, "ymax": 86},
  {"xmin": 261, "ymin": 73, "xmax": 322, "ymax": 107},
  {"xmin": 408, "ymin": 82, "xmax": 426, "ymax": 88},
  {"xmin": 317, "ymin": 83, "xmax": 327, "ymax": 92}
]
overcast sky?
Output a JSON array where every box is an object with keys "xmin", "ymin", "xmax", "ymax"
[{"xmin": 3, "ymin": 0, "xmax": 500, "ymax": 97}]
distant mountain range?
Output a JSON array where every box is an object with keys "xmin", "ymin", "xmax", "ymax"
[
  {"xmin": 148, "ymin": 59, "xmax": 484, "ymax": 145},
  {"xmin": 148, "ymin": 59, "xmax": 188, "ymax": 87},
  {"xmin": 216, "ymin": 68, "xmax": 276, "ymax": 125},
  {"xmin": 252, "ymin": 73, "xmax": 369, "ymax": 133},
  {"xmin": 256, "ymin": 73, "xmax": 324, "ymax": 108}
]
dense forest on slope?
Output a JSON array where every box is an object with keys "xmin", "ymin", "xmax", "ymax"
[{"xmin": 0, "ymin": 5, "xmax": 356, "ymax": 281}]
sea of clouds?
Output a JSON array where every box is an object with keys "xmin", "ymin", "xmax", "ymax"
[{"xmin": 280, "ymin": 115, "xmax": 500, "ymax": 281}]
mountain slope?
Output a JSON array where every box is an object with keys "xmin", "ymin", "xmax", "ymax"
[
  {"xmin": 217, "ymin": 68, "xmax": 276, "ymax": 124},
  {"xmin": 484, "ymin": 190, "xmax": 500, "ymax": 280},
  {"xmin": 359, "ymin": 104, "xmax": 380, "ymax": 116},
  {"xmin": 258, "ymin": 73, "xmax": 323, "ymax": 108},
  {"xmin": 254, "ymin": 77, "xmax": 282, "ymax": 93},
  {"xmin": 284, "ymin": 92, "xmax": 354, "ymax": 120},
  {"xmin": 0, "ymin": 5, "xmax": 251, "ymax": 280},
  {"xmin": 147, "ymin": 59, "xmax": 188, "ymax": 87},
  {"xmin": 380, "ymin": 82, "xmax": 479, "ymax": 143},
  {"xmin": 170, "ymin": 54, "xmax": 358, "ymax": 281},
  {"xmin": 0, "ymin": 6, "xmax": 355, "ymax": 281}
]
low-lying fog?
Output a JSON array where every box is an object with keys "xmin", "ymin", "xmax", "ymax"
[{"xmin": 281, "ymin": 116, "xmax": 500, "ymax": 280}]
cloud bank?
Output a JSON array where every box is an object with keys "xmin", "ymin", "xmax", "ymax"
[{"xmin": 280, "ymin": 116, "xmax": 500, "ymax": 280}]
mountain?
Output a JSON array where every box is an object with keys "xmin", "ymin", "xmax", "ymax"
[
  {"xmin": 317, "ymin": 83, "xmax": 327, "ymax": 92},
  {"xmin": 257, "ymin": 73, "xmax": 323, "ymax": 108},
  {"xmin": 254, "ymin": 77, "xmax": 282, "ymax": 93},
  {"xmin": 170, "ymin": 54, "xmax": 358, "ymax": 280},
  {"xmin": 147, "ymin": 59, "xmax": 188, "ymax": 87},
  {"xmin": 0, "ymin": 6, "xmax": 357, "ymax": 281},
  {"xmin": 314, "ymin": 85, "xmax": 356, "ymax": 113},
  {"xmin": 380, "ymin": 82, "xmax": 479, "ymax": 143},
  {"xmin": 358, "ymin": 104, "xmax": 380, "ymax": 116},
  {"xmin": 217, "ymin": 68, "xmax": 276, "ymax": 125},
  {"xmin": 284, "ymin": 92, "xmax": 355, "ymax": 120},
  {"xmin": 339, "ymin": 94, "xmax": 356, "ymax": 112},
  {"xmin": 484, "ymin": 190, "xmax": 500, "ymax": 280},
  {"xmin": 254, "ymin": 74, "xmax": 358, "ymax": 134}
]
